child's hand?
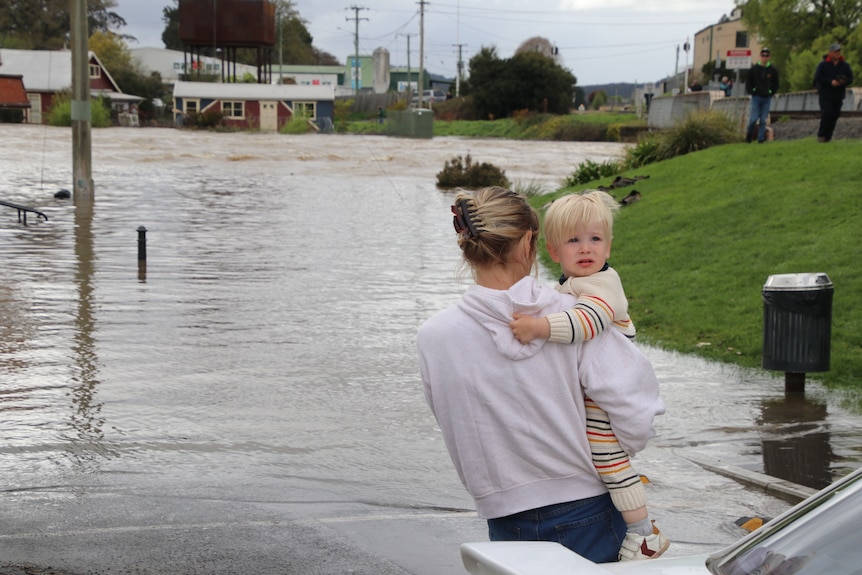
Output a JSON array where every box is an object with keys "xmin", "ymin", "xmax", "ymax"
[{"xmin": 510, "ymin": 314, "xmax": 550, "ymax": 344}]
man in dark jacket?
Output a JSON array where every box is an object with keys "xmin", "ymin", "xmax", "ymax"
[
  {"xmin": 745, "ymin": 47, "xmax": 780, "ymax": 143},
  {"xmin": 813, "ymin": 43, "xmax": 854, "ymax": 142}
]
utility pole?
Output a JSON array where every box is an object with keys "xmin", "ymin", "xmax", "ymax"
[
  {"xmin": 418, "ymin": 0, "xmax": 426, "ymax": 108},
  {"xmin": 70, "ymin": 0, "xmax": 93, "ymax": 204},
  {"xmin": 453, "ymin": 43, "xmax": 466, "ymax": 97},
  {"xmin": 346, "ymin": 5, "xmax": 368, "ymax": 95},
  {"xmin": 398, "ymin": 33, "xmax": 416, "ymax": 97}
]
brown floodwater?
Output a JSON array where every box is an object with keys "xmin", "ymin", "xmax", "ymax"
[{"xmin": 1, "ymin": 126, "xmax": 861, "ymax": 568}]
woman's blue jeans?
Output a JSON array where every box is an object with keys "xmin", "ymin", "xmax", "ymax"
[{"xmin": 487, "ymin": 493, "xmax": 626, "ymax": 563}]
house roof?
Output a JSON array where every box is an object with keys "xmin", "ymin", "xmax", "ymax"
[
  {"xmin": 0, "ymin": 74, "xmax": 30, "ymax": 108},
  {"xmin": 0, "ymin": 49, "xmax": 122, "ymax": 93},
  {"xmin": 172, "ymin": 81, "xmax": 335, "ymax": 101}
]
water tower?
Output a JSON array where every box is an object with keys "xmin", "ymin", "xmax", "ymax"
[{"xmin": 178, "ymin": 0, "xmax": 276, "ymax": 83}]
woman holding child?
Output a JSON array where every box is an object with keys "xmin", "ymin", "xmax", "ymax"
[{"xmin": 416, "ymin": 187, "xmax": 665, "ymax": 563}]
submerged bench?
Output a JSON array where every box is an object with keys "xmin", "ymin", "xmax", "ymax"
[{"xmin": 0, "ymin": 199, "xmax": 49, "ymax": 224}]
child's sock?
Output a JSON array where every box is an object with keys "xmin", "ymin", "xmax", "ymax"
[{"xmin": 627, "ymin": 517, "xmax": 654, "ymax": 536}]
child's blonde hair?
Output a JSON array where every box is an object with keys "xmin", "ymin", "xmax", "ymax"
[{"xmin": 543, "ymin": 190, "xmax": 619, "ymax": 248}]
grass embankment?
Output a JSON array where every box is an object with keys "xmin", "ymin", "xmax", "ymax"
[
  {"xmin": 533, "ymin": 137, "xmax": 862, "ymax": 396},
  {"xmin": 347, "ymin": 111, "xmax": 642, "ymax": 140}
]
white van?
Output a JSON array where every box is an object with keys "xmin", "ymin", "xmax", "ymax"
[{"xmin": 411, "ymin": 89, "xmax": 447, "ymax": 107}]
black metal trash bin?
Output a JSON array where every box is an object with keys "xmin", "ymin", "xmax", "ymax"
[{"xmin": 762, "ymin": 272, "xmax": 833, "ymax": 374}]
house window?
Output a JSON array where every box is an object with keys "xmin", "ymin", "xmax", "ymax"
[
  {"xmin": 89, "ymin": 64, "xmax": 101, "ymax": 79},
  {"xmin": 184, "ymin": 99, "xmax": 199, "ymax": 114},
  {"xmin": 222, "ymin": 101, "xmax": 244, "ymax": 118},
  {"xmin": 735, "ymin": 31, "xmax": 749, "ymax": 48},
  {"xmin": 294, "ymin": 101, "xmax": 316, "ymax": 119}
]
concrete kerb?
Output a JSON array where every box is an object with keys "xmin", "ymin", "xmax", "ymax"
[{"xmin": 684, "ymin": 454, "xmax": 818, "ymax": 504}]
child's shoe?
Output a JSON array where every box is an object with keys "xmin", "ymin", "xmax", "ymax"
[{"xmin": 618, "ymin": 523, "xmax": 670, "ymax": 561}]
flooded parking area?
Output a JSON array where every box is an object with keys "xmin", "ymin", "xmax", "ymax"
[{"xmin": 1, "ymin": 125, "xmax": 861, "ymax": 574}]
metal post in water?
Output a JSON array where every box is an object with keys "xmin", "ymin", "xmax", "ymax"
[
  {"xmin": 137, "ymin": 226, "xmax": 147, "ymax": 281},
  {"xmin": 137, "ymin": 226, "xmax": 147, "ymax": 261}
]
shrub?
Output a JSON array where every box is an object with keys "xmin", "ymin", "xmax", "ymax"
[
  {"xmin": 280, "ymin": 113, "xmax": 313, "ymax": 134},
  {"xmin": 511, "ymin": 108, "xmax": 531, "ymax": 124},
  {"xmin": 47, "ymin": 93, "xmax": 112, "ymax": 127},
  {"xmin": 333, "ymin": 99, "xmax": 353, "ymax": 133},
  {"xmin": 619, "ymin": 110, "xmax": 742, "ymax": 170},
  {"xmin": 512, "ymin": 178, "xmax": 548, "ymax": 197},
  {"xmin": 563, "ymin": 158, "xmax": 622, "ymax": 187},
  {"xmin": 430, "ymin": 95, "xmax": 479, "ymax": 121},
  {"xmin": 183, "ymin": 109, "xmax": 225, "ymax": 129},
  {"xmin": 605, "ymin": 123, "xmax": 623, "ymax": 142},
  {"xmin": 622, "ymin": 133, "xmax": 662, "ymax": 169},
  {"xmin": 656, "ymin": 110, "xmax": 741, "ymax": 160},
  {"xmin": 436, "ymin": 154, "xmax": 511, "ymax": 189}
]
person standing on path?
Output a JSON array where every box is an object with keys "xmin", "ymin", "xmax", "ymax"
[
  {"xmin": 813, "ymin": 43, "xmax": 854, "ymax": 143},
  {"xmin": 417, "ymin": 187, "xmax": 665, "ymax": 564},
  {"xmin": 745, "ymin": 48, "xmax": 780, "ymax": 143}
]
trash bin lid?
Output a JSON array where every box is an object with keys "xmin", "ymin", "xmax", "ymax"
[{"xmin": 763, "ymin": 272, "xmax": 832, "ymax": 291}]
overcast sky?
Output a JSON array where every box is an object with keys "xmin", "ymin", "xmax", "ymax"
[{"xmin": 113, "ymin": 0, "xmax": 739, "ymax": 86}]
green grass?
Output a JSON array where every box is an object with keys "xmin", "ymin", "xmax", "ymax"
[
  {"xmin": 346, "ymin": 111, "xmax": 644, "ymax": 140},
  {"xmin": 532, "ymin": 137, "xmax": 862, "ymax": 394}
]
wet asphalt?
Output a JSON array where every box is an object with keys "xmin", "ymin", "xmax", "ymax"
[{"xmin": 0, "ymin": 447, "xmax": 820, "ymax": 575}]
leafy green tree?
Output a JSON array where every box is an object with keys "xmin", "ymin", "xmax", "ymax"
[
  {"xmin": 786, "ymin": 49, "xmax": 822, "ymax": 91},
  {"xmin": 468, "ymin": 46, "xmax": 509, "ymax": 119},
  {"xmin": 89, "ymin": 30, "xmax": 132, "ymax": 72},
  {"xmin": 508, "ymin": 51, "xmax": 574, "ymax": 114},
  {"xmin": 573, "ymin": 86, "xmax": 586, "ymax": 109},
  {"xmin": 468, "ymin": 45, "xmax": 576, "ymax": 119},
  {"xmin": 0, "ymin": 0, "xmax": 125, "ymax": 49},
  {"xmin": 162, "ymin": 1, "xmax": 181, "ymax": 50},
  {"xmin": 589, "ymin": 90, "xmax": 607, "ymax": 110},
  {"xmin": 740, "ymin": 0, "xmax": 861, "ymax": 89},
  {"xmin": 89, "ymin": 31, "xmax": 166, "ymax": 120}
]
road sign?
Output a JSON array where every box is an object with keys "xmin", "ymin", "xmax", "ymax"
[{"xmin": 727, "ymin": 49, "xmax": 752, "ymax": 70}]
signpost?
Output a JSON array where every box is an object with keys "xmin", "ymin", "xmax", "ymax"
[
  {"xmin": 726, "ymin": 49, "xmax": 752, "ymax": 70},
  {"xmin": 726, "ymin": 49, "xmax": 752, "ymax": 98}
]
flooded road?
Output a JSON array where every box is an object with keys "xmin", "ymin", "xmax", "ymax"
[{"xmin": 1, "ymin": 125, "xmax": 860, "ymax": 574}]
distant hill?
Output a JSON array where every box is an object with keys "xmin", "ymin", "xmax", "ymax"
[{"xmin": 580, "ymin": 83, "xmax": 636, "ymax": 102}]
